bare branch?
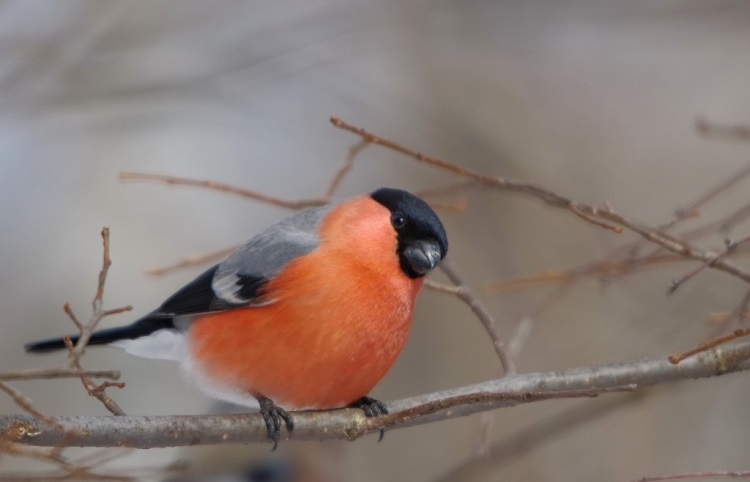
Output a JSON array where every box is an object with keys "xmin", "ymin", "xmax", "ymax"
[
  {"xmin": 119, "ymin": 172, "xmax": 326, "ymax": 209},
  {"xmin": 633, "ymin": 470, "xmax": 750, "ymax": 482},
  {"xmin": 324, "ymin": 139, "xmax": 368, "ymax": 198},
  {"xmin": 668, "ymin": 234, "xmax": 750, "ymax": 295},
  {"xmin": 144, "ymin": 244, "xmax": 239, "ymax": 276},
  {"xmin": 119, "ymin": 137, "xmax": 371, "ymax": 216},
  {"xmin": 63, "ymin": 337, "xmax": 126, "ymax": 416},
  {"xmin": 570, "ymin": 203, "xmax": 623, "ymax": 233},
  {"xmin": 330, "ymin": 116, "xmax": 750, "ymax": 287},
  {"xmin": 697, "ymin": 117, "xmax": 750, "ymax": 142},
  {"xmin": 0, "ymin": 382, "xmax": 54, "ymax": 425},
  {"xmin": 66, "ymin": 228, "xmax": 132, "ymax": 364},
  {"xmin": 436, "ymin": 258, "xmax": 517, "ymax": 376},
  {"xmin": 729, "ymin": 288, "xmax": 750, "ymax": 326},
  {"xmin": 0, "ymin": 369, "xmax": 120, "ymax": 382},
  {"xmin": 669, "ymin": 328, "xmax": 750, "ymax": 364},
  {"xmin": 486, "ymin": 161, "xmax": 750, "ymax": 295},
  {"xmin": 49, "ymin": 228, "xmax": 131, "ymax": 415},
  {"xmin": 4, "ymin": 340, "xmax": 750, "ymax": 448}
]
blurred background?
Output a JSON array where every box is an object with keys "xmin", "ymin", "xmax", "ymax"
[{"xmin": 2, "ymin": 0, "xmax": 750, "ymax": 480}]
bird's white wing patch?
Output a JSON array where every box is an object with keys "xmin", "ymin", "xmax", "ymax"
[
  {"xmin": 211, "ymin": 272, "xmax": 249, "ymax": 304},
  {"xmin": 110, "ymin": 329, "xmax": 186, "ymax": 361}
]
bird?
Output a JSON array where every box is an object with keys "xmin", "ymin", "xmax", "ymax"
[{"xmin": 26, "ymin": 187, "xmax": 448, "ymax": 448}]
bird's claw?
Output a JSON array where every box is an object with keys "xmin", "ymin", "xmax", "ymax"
[
  {"xmin": 351, "ymin": 396, "xmax": 388, "ymax": 442},
  {"xmin": 258, "ymin": 396, "xmax": 294, "ymax": 450}
]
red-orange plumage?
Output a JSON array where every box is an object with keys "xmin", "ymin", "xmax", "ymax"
[{"xmin": 187, "ymin": 197, "xmax": 424, "ymax": 409}]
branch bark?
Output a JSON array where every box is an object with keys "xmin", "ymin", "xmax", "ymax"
[{"xmin": 5, "ymin": 341, "xmax": 750, "ymax": 449}]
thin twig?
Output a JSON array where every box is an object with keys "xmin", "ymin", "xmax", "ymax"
[
  {"xmin": 120, "ymin": 172, "xmax": 325, "ymax": 209},
  {"xmin": 669, "ymin": 328, "xmax": 750, "ymax": 364},
  {"xmin": 668, "ymin": 234, "xmax": 750, "ymax": 295},
  {"xmin": 485, "ymin": 161, "xmax": 750, "ymax": 295},
  {"xmin": 426, "ymin": 198, "xmax": 469, "ymax": 212},
  {"xmin": 633, "ymin": 470, "xmax": 750, "ymax": 481},
  {"xmin": 570, "ymin": 203, "xmax": 623, "ymax": 233},
  {"xmin": 485, "ymin": 247, "xmax": 750, "ymax": 294},
  {"xmin": 324, "ymin": 139, "xmax": 368, "ymax": 198},
  {"xmin": 119, "ymin": 136, "xmax": 371, "ymax": 215},
  {"xmin": 62, "ymin": 303, "xmax": 82, "ymax": 332},
  {"xmin": 437, "ymin": 258, "xmax": 516, "ymax": 376},
  {"xmin": 697, "ymin": 117, "xmax": 750, "ymax": 142},
  {"xmin": 0, "ymin": 368, "xmax": 119, "ymax": 382},
  {"xmin": 424, "ymin": 280, "xmax": 462, "ymax": 295},
  {"xmin": 730, "ymin": 288, "xmax": 750, "ymax": 325},
  {"xmin": 0, "ymin": 440, "xmax": 73, "ymax": 471},
  {"xmin": 0, "ymin": 381, "xmax": 55, "ymax": 425},
  {"xmin": 63, "ymin": 337, "xmax": 126, "ymax": 416},
  {"xmin": 666, "ymin": 160, "xmax": 750, "ymax": 226},
  {"xmin": 145, "ymin": 245, "xmax": 240, "ymax": 276}
]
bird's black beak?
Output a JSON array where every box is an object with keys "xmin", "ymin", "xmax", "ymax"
[{"xmin": 403, "ymin": 239, "xmax": 442, "ymax": 275}]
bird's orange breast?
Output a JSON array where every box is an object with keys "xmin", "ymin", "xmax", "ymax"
[{"xmin": 186, "ymin": 198, "xmax": 424, "ymax": 410}]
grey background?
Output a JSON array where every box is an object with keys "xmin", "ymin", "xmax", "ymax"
[{"xmin": 2, "ymin": 1, "xmax": 750, "ymax": 481}]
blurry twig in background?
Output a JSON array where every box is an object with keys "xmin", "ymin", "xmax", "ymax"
[
  {"xmin": 632, "ymin": 470, "xmax": 750, "ymax": 482},
  {"xmin": 120, "ymin": 134, "xmax": 366, "ymax": 210},
  {"xmin": 667, "ymin": 234, "xmax": 750, "ymax": 295},
  {"xmin": 697, "ymin": 117, "xmax": 750, "ymax": 142},
  {"xmin": 120, "ymin": 171, "xmax": 329, "ymax": 209},
  {"xmin": 483, "ymin": 158, "xmax": 750, "ymax": 296},
  {"xmin": 480, "ymin": 157, "xmax": 750, "ymax": 363},
  {"xmin": 0, "ymin": 381, "xmax": 54, "ymax": 425},
  {"xmin": 143, "ymin": 244, "xmax": 240, "ymax": 277},
  {"xmin": 436, "ymin": 392, "xmax": 647, "ymax": 482},
  {"xmin": 0, "ymin": 439, "xmax": 187, "ymax": 482}
]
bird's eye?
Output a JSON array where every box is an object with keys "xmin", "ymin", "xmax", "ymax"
[{"xmin": 391, "ymin": 212, "xmax": 406, "ymax": 229}]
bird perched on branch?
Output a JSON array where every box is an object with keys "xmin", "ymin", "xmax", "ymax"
[{"xmin": 26, "ymin": 188, "xmax": 448, "ymax": 448}]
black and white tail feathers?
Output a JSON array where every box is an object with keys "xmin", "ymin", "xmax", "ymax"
[{"xmin": 24, "ymin": 316, "xmax": 174, "ymax": 353}]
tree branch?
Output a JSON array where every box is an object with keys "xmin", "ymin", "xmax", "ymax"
[
  {"xmin": 330, "ymin": 116, "xmax": 750, "ymax": 287},
  {"xmin": 5, "ymin": 340, "xmax": 750, "ymax": 448},
  {"xmin": 0, "ymin": 369, "xmax": 120, "ymax": 382},
  {"xmin": 435, "ymin": 258, "xmax": 517, "ymax": 375}
]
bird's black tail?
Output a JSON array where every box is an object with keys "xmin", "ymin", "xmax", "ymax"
[{"xmin": 25, "ymin": 316, "xmax": 175, "ymax": 353}]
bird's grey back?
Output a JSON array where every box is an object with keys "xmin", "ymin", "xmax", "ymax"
[{"xmin": 212, "ymin": 204, "xmax": 334, "ymax": 302}]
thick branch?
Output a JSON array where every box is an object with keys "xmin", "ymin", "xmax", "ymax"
[{"xmin": 4, "ymin": 341, "xmax": 750, "ymax": 448}]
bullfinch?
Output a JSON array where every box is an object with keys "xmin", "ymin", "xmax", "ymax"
[{"xmin": 26, "ymin": 187, "xmax": 448, "ymax": 447}]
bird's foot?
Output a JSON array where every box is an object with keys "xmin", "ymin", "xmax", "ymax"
[
  {"xmin": 258, "ymin": 396, "xmax": 294, "ymax": 450},
  {"xmin": 351, "ymin": 396, "xmax": 388, "ymax": 442}
]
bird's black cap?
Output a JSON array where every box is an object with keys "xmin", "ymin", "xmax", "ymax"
[{"xmin": 371, "ymin": 188, "xmax": 448, "ymax": 278}]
